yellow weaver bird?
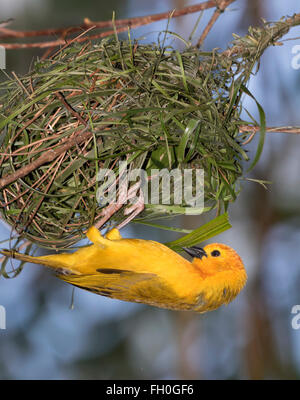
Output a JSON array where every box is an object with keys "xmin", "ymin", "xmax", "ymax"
[{"xmin": 0, "ymin": 226, "xmax": 247, "ymax": 313}]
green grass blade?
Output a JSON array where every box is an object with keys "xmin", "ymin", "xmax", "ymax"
[
  {"xmin": 241, "ymin": 84, "xmax": 266, "ymax": 172},
  {"xmin": 164, "ymin": 213, "xmax": 231, "ymax": 251},
  {"xmin": 177, "ymin": 119, "xmax": 200, "ymax": 164},
  {"xmin": 132, "ymin": 219, "xmax": 192, "ymax": 234}
]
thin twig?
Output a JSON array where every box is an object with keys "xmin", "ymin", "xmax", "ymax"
[
  {"xmin": 0, "ymin": 24, "xmax": 137, "ymax": 49},
  {"xmin": 0, "ymin": 1, "xmax": 219, "ymax": 50},
  {"xmin": 239, "ymin": 125, "xmax": 300, "ymax": 134},
  {"xmin": 0, "ymin": 128, "xmax": 94, "ymax": 189},
  {"xmin": 56, "ymin": 92, "xmax": 87, "ymax": 127},
  {"xmin": 239, "ymin": 125, "xmax": 300, "ymax": 145},
  {"xmin": 197, "ymin": 0, "xmax": 235, "ymax": 47},
  {"xmin": 0, "ymin": 1, "xmax": 217, "ymax": 39},
  {"xmin": 222, "ymin": 13, "xmax": 300, "ymax": 58}
]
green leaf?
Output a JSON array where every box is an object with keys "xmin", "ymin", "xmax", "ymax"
[
  {"xmin": 175, "ymin": 51, "xmax": 189, "ymax": 92},
  {"xmin": 145, "ymin": 204, "xmax": 210, "ymax": 215},
  {"xmin": 177, "ymin": 119, "xmax": 200, "ymax": 164},
  {"xmin": 164, "ymin": 213, "xmax": 231, "ymax": 251},
  {"xmin": 147, "ymin": 146, "xmax": 175, "ymax": 170},
  {"xmin": 241, "ymin": 84, "xmax": 266, "ymax": 172},
  {"xmin": 0, "ymin": 90, "xmax": 52, "ymax": 130},
  {"xmin": 133, "ymin": 219, "xmax": 192, "ymax": 234}
]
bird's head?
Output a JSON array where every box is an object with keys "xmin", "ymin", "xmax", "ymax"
[{"xmin": 183, "ymin": 243, "xmax": 245, "ymax": 276}]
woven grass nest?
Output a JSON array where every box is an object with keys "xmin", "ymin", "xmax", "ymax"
[{"xmin": 0, "ymin": 30, "xmax": 268, "ymax": 249}]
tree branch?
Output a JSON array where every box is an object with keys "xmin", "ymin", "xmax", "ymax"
[
  {"xmin": 0, "ymin": 1, "xmax": 218, "ymax": 49},
  {"xmin": 197, "ymin": 0, "xmax": 235, "ymax": 47},
  {"xmin": 239, "ymin": 125, "xmax": 300, "ymax": 135}
]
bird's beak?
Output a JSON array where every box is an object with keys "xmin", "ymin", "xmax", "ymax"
[{"xmin": 182, "ymin": 246, "xmax": 207, "ymax": 260}]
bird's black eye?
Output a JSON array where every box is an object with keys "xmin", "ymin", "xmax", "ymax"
[{"xmin": 211, "ymin": 250, "xmax": 221, "ymax": 257}]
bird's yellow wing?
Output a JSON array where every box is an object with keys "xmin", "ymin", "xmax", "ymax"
[{"xmin": 60, "ymin": 268, "xmax": 195, "ymax": 311}]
